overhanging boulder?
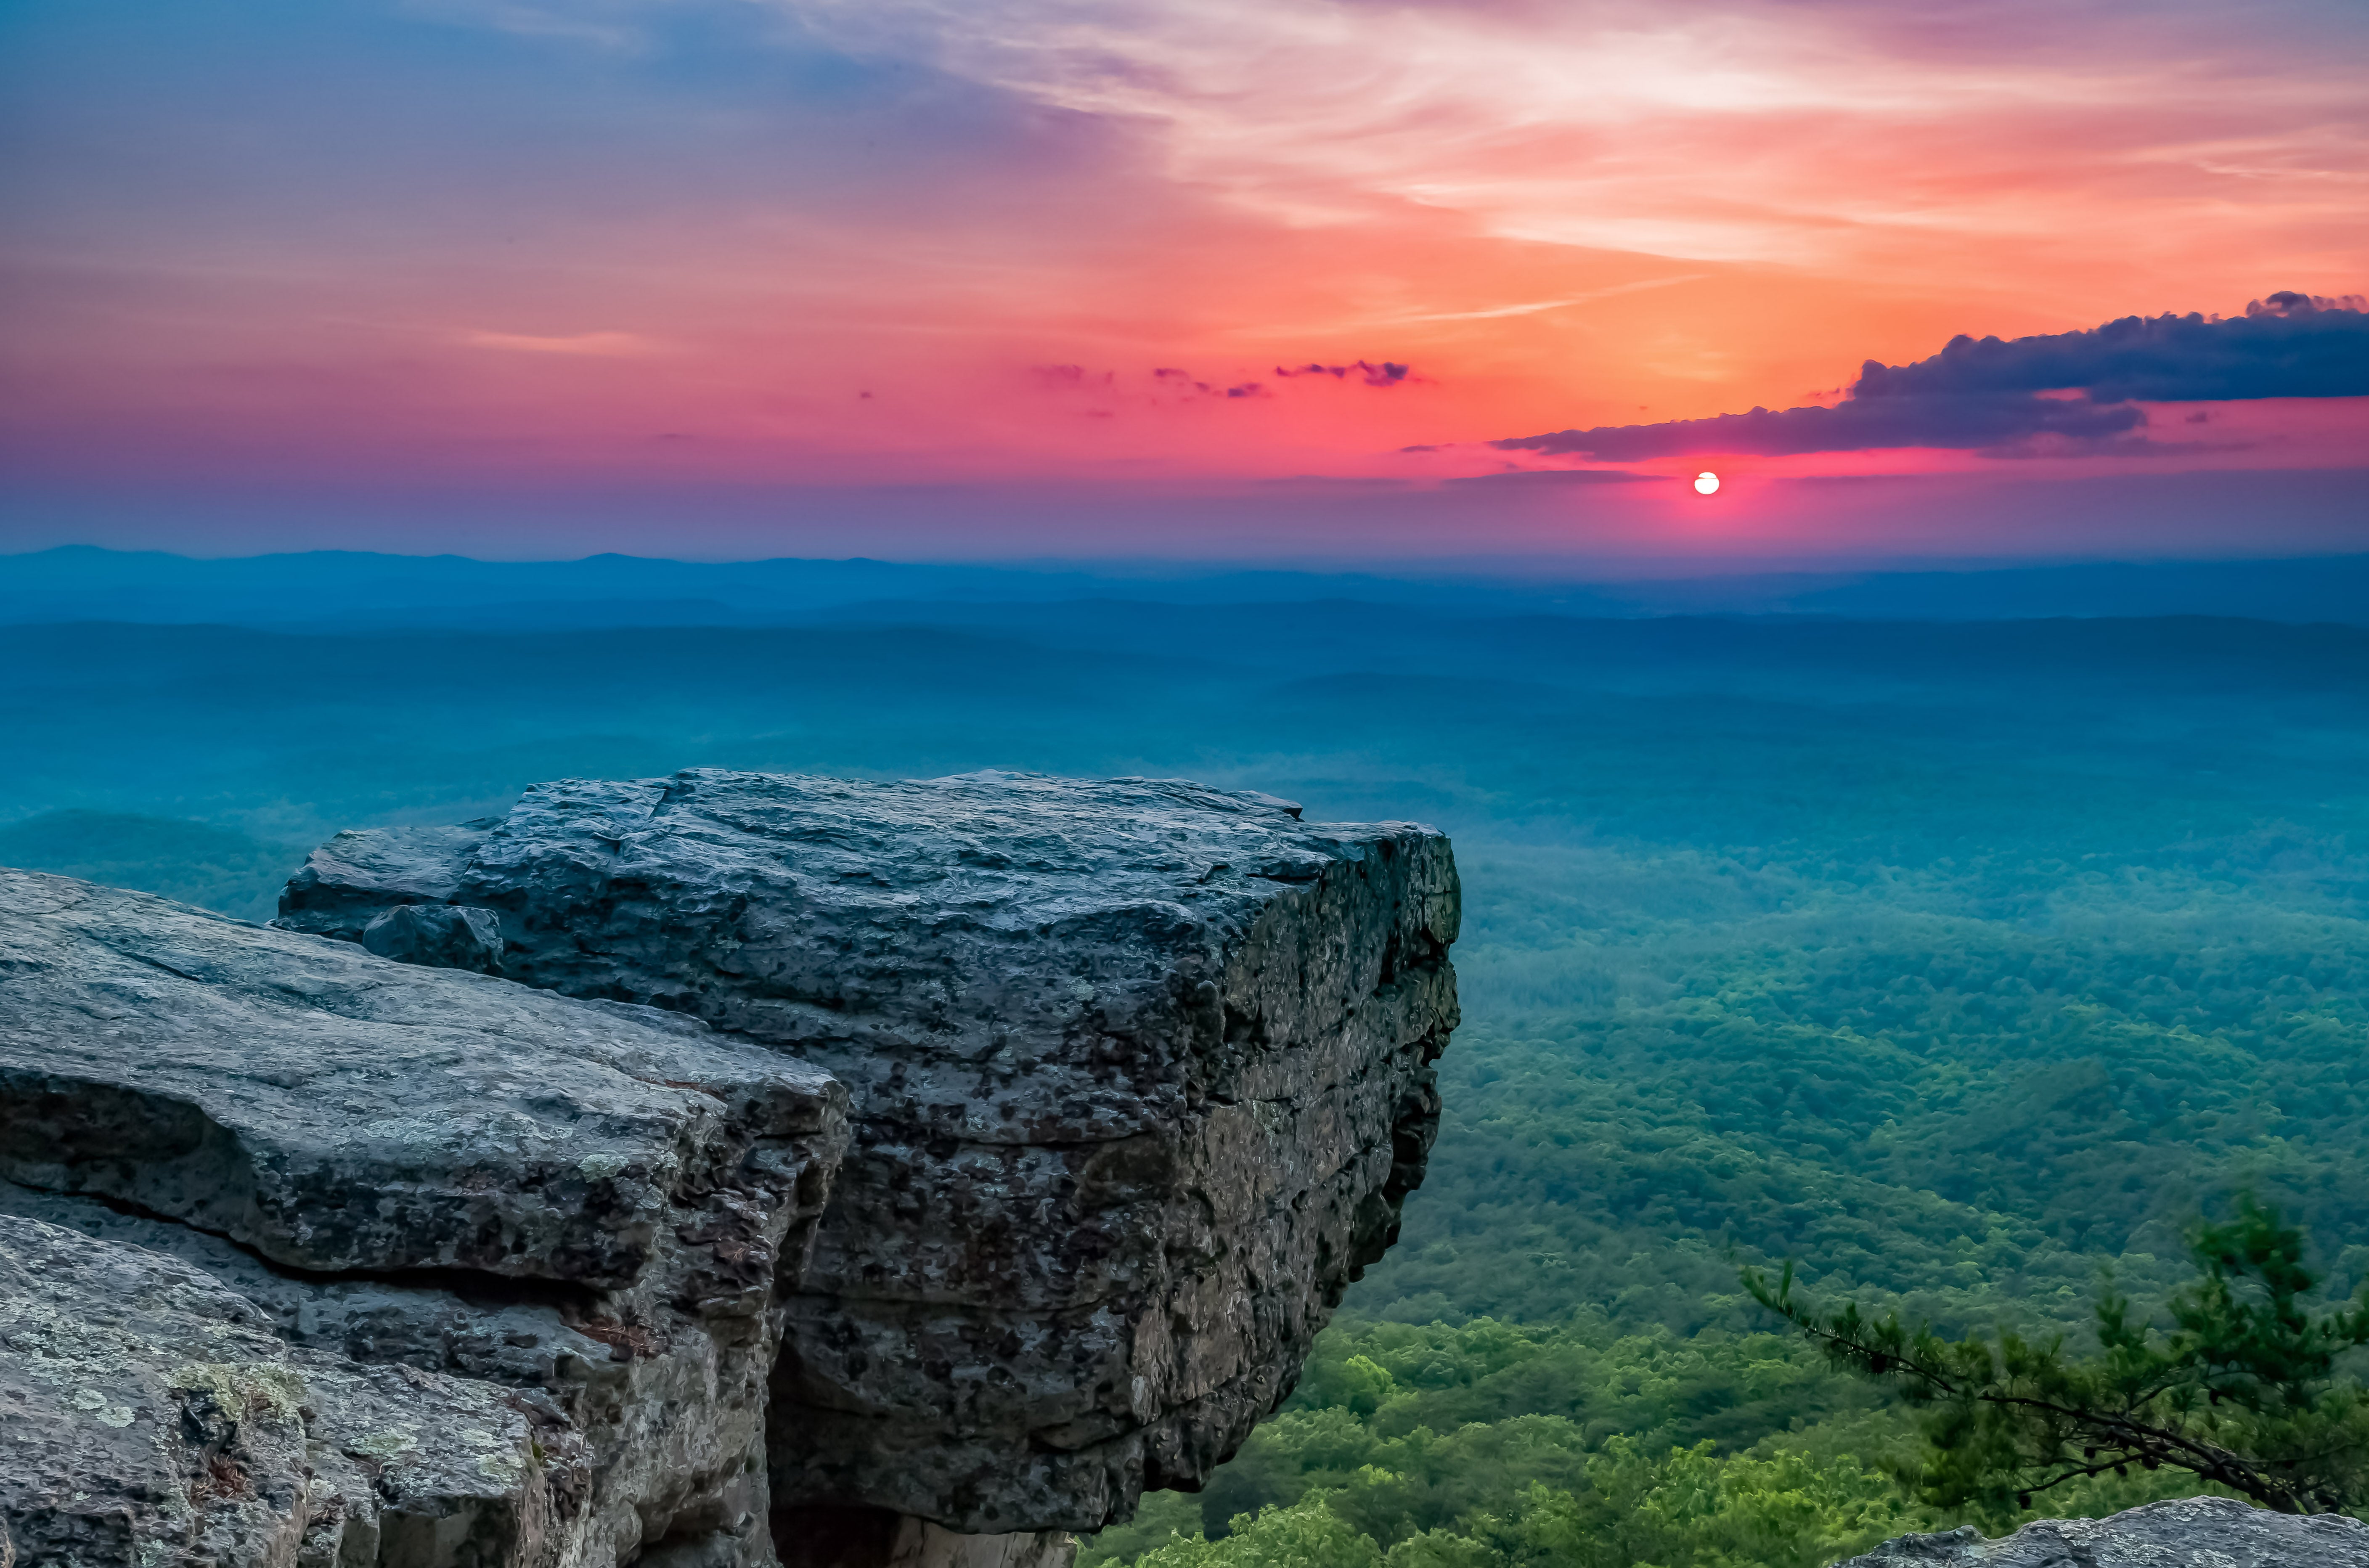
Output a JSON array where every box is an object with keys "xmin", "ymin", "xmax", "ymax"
[{"xmin": 278, "ymin": 769, "xmax": 1462, "ymax": 1540}]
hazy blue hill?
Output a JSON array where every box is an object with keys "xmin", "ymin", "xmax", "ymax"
[
  {"xmin": 1787, "ymin": 550, "xmax": 2369, "ymax": 623},
  {"xmin": 9, "ymin": 612, "xmax": 2362, "ymax": 863},
  {"xmin": 0, "ymin": 545, "xmax": 1608, "ymax": 628},
  {"xmin": 0, "ymin": 546, "xmax": 1092, "ymax": 628},
  {"xmin": 3, "ymin": 580, "xmax": 2364, "ymax": 1552},
  {"xmin": 0, "ymin": 809, "xmax": 303, "ymax": 920},
  {"xmin": 8, "ymin": 545, "xmax": 2369, "ymax": 628}
]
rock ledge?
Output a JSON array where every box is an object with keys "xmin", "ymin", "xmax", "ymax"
[
  {"xmin": 0, "ymin": 767, "xmax": 1460, "ymax": 1565},
  {"xmin": 278, "ymin": 769, "xmax": 1463, "ymax": 1536},
  {"xmin": 1836, "ymin": 1495, "xmax": 2369, "ymax": 1566},
  {"xmin": 0, "ymin": 867, "xmax": 848, "ymax": 1568}
]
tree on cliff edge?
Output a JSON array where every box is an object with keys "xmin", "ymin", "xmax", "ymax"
[{"xmin": 1747, "ymin": 1197, "xmax": 2369, "ymax": 1519}]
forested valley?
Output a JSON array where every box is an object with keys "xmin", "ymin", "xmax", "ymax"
[{"xmin": 5, "ymin": 568, "xmax": 2365, "ymax": 1560}]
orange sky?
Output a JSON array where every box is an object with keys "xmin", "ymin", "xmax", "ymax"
[{"xmin": 2, "ymin": 0, "xmax": 2364, "ymax": 559}]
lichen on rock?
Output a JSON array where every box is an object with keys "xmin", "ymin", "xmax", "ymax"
[
  {"xmin": 278, "ymin": 769, "xmax": 1463, "ymax": 1538},
  {"xmin": 0, "ymin": 1212, "xmax": 564, "ymax": 1568},
  {"xmin": 1, "ymin": 765, "xmax": 1460, "ymax": 1566},
  {"xmin": 1835, "ymin": 1495, "xmax": 2369, "ymax": 1566},
  {"xmin": 0, "ymin": 866, "xmax": 849, "ymax": 1567}
]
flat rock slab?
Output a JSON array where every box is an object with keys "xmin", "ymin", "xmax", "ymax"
[
  {"xmin": 1838, "ymin": 1496, "xmax": 2369, "ymax": 1566},
  {"xmin": 0, "ymin": 867, "xmax": 841, "ymax": 1289},
  {"xmin": 279, "ymin": 770, "xmax": 1463, "ymax": 1534},
  {"xmin": 0, "ymin": 867, "xmax": 850, "ymax": 1568}
]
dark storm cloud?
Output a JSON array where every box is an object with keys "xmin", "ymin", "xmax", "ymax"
[
  {"xmin": 1857, "ymin": 291, "xmax": 2369, "ymax": 402},
  {"xmin": 1492, "ymin": 293, "xmax": 2369, "ymax": 460}
]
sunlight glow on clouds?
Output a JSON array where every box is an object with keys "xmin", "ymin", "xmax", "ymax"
[
  {"xmin": 779, "ymin": 0, "xmax": 2368, "ymax": 277},
  {"xmin": 464, "ymin": 330, "xmax": 660, "ymax": 355},
  {"xmin": 1497, "ymin": 294, "xmax": 2369, "ymax": 460},
  {"xmin": 0, "ymin": 0, "xmax": 2363, "ymax": 557}
]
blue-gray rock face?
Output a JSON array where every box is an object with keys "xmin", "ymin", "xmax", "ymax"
[
  {"xmin": 1836, "ymin": 1496, "xmax": 2369, "ymax": 1567},
  {"xmin": 277, "ymin": 770, "xmax": 1463, "ymax": 1536},
  {"xmin": 361, "ymin": 901, "xmax": 506, "ymax": 973},
  {"xmin": 0, "ymin": 1213, "xmax": 581, "ymax": 1568},
  {"xmin": 0, "ymin": 868, "xmax": 848, "ymax": 1568}
]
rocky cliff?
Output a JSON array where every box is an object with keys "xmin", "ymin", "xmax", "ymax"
[
  {"xmin": 1836, "ymin": 1495, "xmax": 2369, "ymax": 1565},
  {"xmin": 275, "ymin": 770, "xmax": 1462, "ymax": 1551},
  {"xmin": 2, "ymin": 769, "xmax": 1460, "ymax": 1567},
  {"xmin": 0, "ymin": 866, "xmax": 847, "ymax": 1567}
]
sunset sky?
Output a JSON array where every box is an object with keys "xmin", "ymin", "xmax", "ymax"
[{"xmin": 3, "ymin": 0, "xmax": 2364, "ymax": 563}]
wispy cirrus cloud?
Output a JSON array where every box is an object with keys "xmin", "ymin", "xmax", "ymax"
[
  {"xmin": 464, "ymin": 330, "xmax": 660, "ymax": 356},
  {"xmin": 1031, "ymin": 360, "xmax": 1412, "ymax": 403},
  {"xmin": 11, "ymin": 0, "xmax": 2365, "ymax": 529},
  {"xmin": 1494, "ymin": 392, "xmax": 2149, "ymax": 461},
  {"xmin": 774, "ymin": 0, "xmax": 2369, "ymax": 285}
]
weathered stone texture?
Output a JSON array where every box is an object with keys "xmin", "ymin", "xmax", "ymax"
[
  {"xmin": 1836, "ymin": 1495, "xmax": 2369, "ymax": 1566},
  {"xmin": 361, "ymin": 901, "xmax": 507, "ymax": 973},
  {"xmin": 0, "ymin": 1213, "xmax": 574, "ymax": 1568},
  {"xmin": 0, "ymin": 867, "xmax": 848, "ymax": 1568},
  {"xmin": 277, "ymin": 769, "xmax": 1462, "ymax": 1534}
]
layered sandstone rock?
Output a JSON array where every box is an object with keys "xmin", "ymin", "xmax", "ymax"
[
  {"xmin": 276, "ymin": 769, "xmax": 1462, "ymax": 1539},
  {"xmin": 0, "ymin": 867, "xmax": 848, "ymax": 1568},
  {"xmin": 1, "ymin": 1213, "xmax": 575, "ymax": 1568}
]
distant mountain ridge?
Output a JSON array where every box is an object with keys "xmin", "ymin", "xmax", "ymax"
[
  {"xmin": 4, "ymin": 544, "xmax": 2367, "ymax": 627},
  {"xmin": 0, "ymin": 810, "xmax": 302, "ymax": 922}
]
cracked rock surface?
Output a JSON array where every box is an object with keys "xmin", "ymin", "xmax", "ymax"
[
  {"xmin": 0, "ymin": 868, "xmax": 848, "ymax": 1568},
  {"xmin": 277, "ymin": 769, "xmax": 1462, "ymax": 1534},
  {"xmin": 1835, "ymin": 1495, "xmax": 2369, "ymax": 1566},
  {"xmin": 0, "ymin": 1213, "xmax": 570, "ymax": 1568}
]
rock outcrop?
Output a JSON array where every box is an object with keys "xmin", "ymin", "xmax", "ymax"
[
  {"xmin": 0, "ymin": 867, "xmax": 848, "ymax": 1568},
  {"xmin": 1835, "ymin": 1495, "xmax": 2369, "ymax": 1566},
  {"xmin": 0, "ymin": 768, "xmax": 1460, "ymax": 1567},
  {"xmin": 2, "ymin": 1213, "xmax": 575, "ymax": 1567},
  {"xmin": 275, "ymin": 770, "xmax": 1462, "ymax": 1544}
]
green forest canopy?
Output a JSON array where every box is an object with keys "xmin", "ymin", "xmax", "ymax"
[{"xmin": 2, "ymin": 608, "xmax": 2364, "ymax": 1560}]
